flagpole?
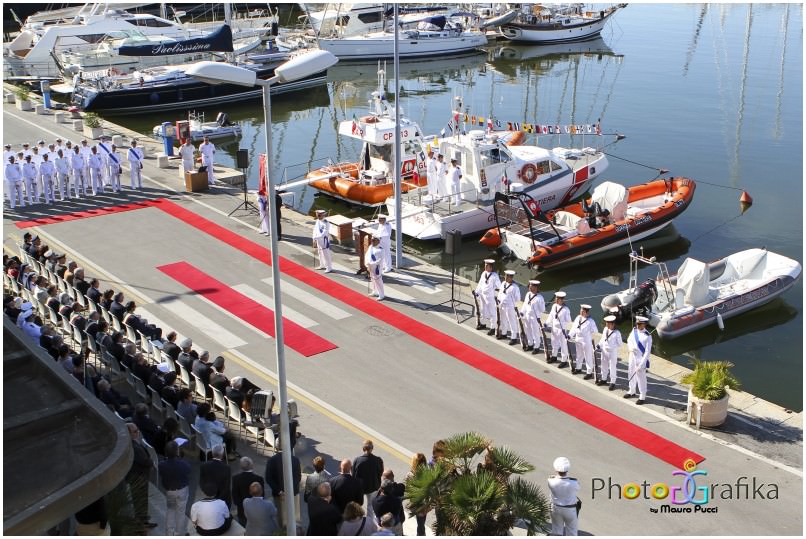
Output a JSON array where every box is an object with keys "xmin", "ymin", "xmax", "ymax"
[{"xmin": 393, "ymin": 4, "xmax": 402, "ymax": 270}]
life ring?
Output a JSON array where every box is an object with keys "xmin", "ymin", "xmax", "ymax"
[
  {"xmin": 520, "ymin": 163, "xmax": 538, "ymax": 184},
  {"xmin": 359, "ymin": 115, "xmax": 379, "ymax": 124}
]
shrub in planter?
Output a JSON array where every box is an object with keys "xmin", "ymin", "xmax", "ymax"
[
  {"xmin": 681, "ymin": 359, "xmax": 741, "ymax": 427},
  {"xmin": 14, "ymin": 86, "xmax": 32, "ymax": 110}
]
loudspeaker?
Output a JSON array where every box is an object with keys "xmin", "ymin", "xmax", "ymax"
[
  {"xmin": 445, "ymin": 229, "xmax": 462, "ymax": 256},
  {"xmin": 236, "ymin": 149, "xmax": 248, "ymax": 169}
]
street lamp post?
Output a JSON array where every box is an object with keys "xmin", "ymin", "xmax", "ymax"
[{"xmin": 186, "ymin": 51, "xmax": 337, "ymax": 534}]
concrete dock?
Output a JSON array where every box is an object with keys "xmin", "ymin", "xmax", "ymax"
[{"xmin": 3, "ymin": 100, "xmax": 802, "ymax": 536}]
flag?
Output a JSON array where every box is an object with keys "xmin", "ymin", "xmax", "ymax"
[
  {"xmin": 471, "ymin": 115, "xmax": 476, "ymax": 124},
  {"xmin": 542, "ymin": 125, "xmax": 548, "ymax": 134},
  {"xmin": 463, "ymin": 112, "xmax": 469, "ymax": 122},
  {"xmin": 351, "ymin": 114, "xmax": 359, "ymax": 135},
  {"xmin": 454, "ymin": 112, "xmax": 460, "ymax": 123},
  {"xmin": 596, "ymin": 121, "xmax": 602, "ymax": 135},
  {"xmin": 555, "ymin": 124, "xmax": 561, "ymax": 134},
  {"xmin": 487, "ymin": 118, "xmax": 493, "ymax": 131},
  {"xmin": 586, "ymin": 124, "xmax": 593, "ymax": 133},
  {"xmin": 547, "ymin": 126, "xmax": 553, "ymax": 134},
  {"xmin": 478, "ymin": 116, "xmax": 485, "ymax": 126},
  {"xmin": 507, "ymin": 122, "xmax": 513, "ymax": 130},
  {"xmin": 526, "ymin": 199, "xmax": 540, "ymax": 217},
  {"xmin": 440, "ymin": 128, "xmax": 446, "ymax": 137},
  {"xmin": 433, "ymin": 135, "xmax": 438, "ymax": 147},
  {"xmin": 514, "ymin": 122, "xmax": 521, "ymax": 131},
  {"xmin": 570, "ymin": 125, "xmax": 577, "ymax": 134},
  {"xmin": 496, "ymin": 120, "xmax": 502, "ymax": 128},
  {"xmin": 563, "ymin": 125, "xmax": 570, "ymax": 134}
]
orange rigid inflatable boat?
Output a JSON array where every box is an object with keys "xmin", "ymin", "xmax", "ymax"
[
  {"xmin": 480, "ymin": 177, "xmax": 696, "ymax": 269},
  {"xmin": 306, "ymin": 160, "xmax": 425, "ymax": 207}
]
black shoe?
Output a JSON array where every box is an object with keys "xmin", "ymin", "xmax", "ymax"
[
  {"xmin": 636, "ymin": 399, "xmax": 646, "ymax": 405},
  {"xmin": 487, "ymin": 329, "xmax": 496, "ymax": 336},
  {"xmin": 609, "ymin": 383, "xmax": 616, "ymax": 391},
  {"xmin": 532, "ymin": 348, "xmax": 541, "ymax": 355},
  {"xmin": 623, "ymin": 393, "xmax": 635, "ymax": 399},
  {"xmin": 557, "ymin": 361, "xmax": 568, "ymax": 369},
  {"xmin": 525, "ymin": 345, "xmax": 534, "ymax": 351},
  {"xmin": 496, "ymin": 334, "xmax": 506, "ymax": 340},
  {"xmin": 476, "ymin": 323, "xmax": 486, "ymax": 330},
  {"xmin": 142, "ymin": 522, "xmax": 158, "ymax": 529},
  {"xmin": 583, "ymin": 373, "xmax": 593, "ymax": 380},
  {"xmin": 571, "ymin": 368, "xmax": 579, "ymax": 375},
  {"xmin": 509, "ymin": 339, "xmax": 519, "ymax": 346},
  {"xmin": 547, "ymin": 356, "xmax": 557, "ymax": 363}
]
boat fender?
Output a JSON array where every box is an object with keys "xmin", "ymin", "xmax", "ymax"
[
  {"xmin": 716, "ymin": 312, "xmax": 724, "ymax": 331},
  {"xmin": 520, "ymin": 163, "xmax": 538, "ymax": 184},
  {"xmin": 360, "ymin": 115, "xmax": 379, "ymax": 124}
]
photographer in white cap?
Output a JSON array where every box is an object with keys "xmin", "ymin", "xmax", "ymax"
[{"xmin": 548, "ymin": 457, "xmax": 580, "ymax": 535}]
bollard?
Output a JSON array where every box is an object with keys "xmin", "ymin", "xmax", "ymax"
[
  {"xmin": 35, "ymin": 104, "xmax": 46, "ymax": 115},
  {"xmin": 54, "ymin": 112, "xmax": 67, "ymax": 123},
  {"xmin": 111, "ymin": 135, "xmax": 124, "ymax": 146},
  {"xmin": 156, "ymin": 154, "xmax": 170, "ymax": 168},
  {"xmin": 73, "ymin": 119, "xmax": 83, "ymax": 131},
  {"xmin": 5, "ymin": 93, "xmax": 15, "ymax": 104}
]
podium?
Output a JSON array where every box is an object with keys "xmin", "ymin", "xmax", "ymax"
[{"xmin": 184, "ymin": 171, "xmax": 208, "ymax": 192}]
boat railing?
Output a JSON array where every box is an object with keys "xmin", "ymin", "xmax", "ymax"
[{"xmin": 280, "ymin": 156, "xmax": 338, "ymax": 187}]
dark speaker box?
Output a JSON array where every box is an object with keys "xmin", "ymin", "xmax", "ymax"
[
  {"xmin": 236, "ymin": 149, "xmax": 249, "ymax": 169},
  {"xmin": 445, "ymin": 229, "xmax": 462, "ymax": 255}
]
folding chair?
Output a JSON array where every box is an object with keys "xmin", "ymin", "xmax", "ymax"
[
  {"xmin": 211, "ymin": 386, "xmax": 227, "ymax": 413},
  {"xmin": 87, "ymin": 298, "xmax": 100, "ymax": 314},
  {"xmin": 226, "ymin": 397, "xmax": 244, "ymax": 436},
  {"xmin": 75, "ymin": 292, "xmax": 87, "ymax": 309},
  {"xmin": 161, "ymin": 352, "xmax": 177, "ymax": 373},
  {"xmin": 134, "ymin": 375, "xmax": 150, "ymax": 403},
  {"xmin": 99, "ymin": 305, "xmax": 112, "ymax": 324},
  {"xmin": 125, "ymin": 324, "xmax": 138, "ymax": 347},
  {"xmin": 150, "ymin": 387, "xmax": 165, "ymax": 416},
  {"xmin": 85, "ymin": 333, "xmax": 100, "ymax": 368},
  {"xmin": 142, "ymin": 439, "xmax": 160, "ymax": 486},
  {"xmin": 163, "ymin": 400, "xmax": 178, "ymax": 422},
  {"xmin": 191, "ymin": 424, "xmax": 212, "ymax": 462},
  {"xmin": 192, "ymin": 373, "xmax": 208, "ymax": 403},
  {"xmin": 111, "ymin": 316, "xmax": 122, "ymax": 333},
  {"xmin": 178, "ymin": 364, "xmax": 193, "ymax": 390}
]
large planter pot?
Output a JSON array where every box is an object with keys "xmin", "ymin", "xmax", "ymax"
[
  {"xmin": 15, "ymin": 100, "xmax": 32, "ymax": 111},
  {"xmin": 84, "ymin": 126, "xmax": 104, "ymax": 139},
  {"xmin": 687, "ymin": 390, "xmax": 729, "ymax": 427}
]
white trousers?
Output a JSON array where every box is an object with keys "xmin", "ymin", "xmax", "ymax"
[
  {"xmin": 202, "ymin": 156, "xmax": 214, "ymax": 184},
  {"xmin": 365, "ymin": 491, "xmax": 379, "ymax": 522},
  {"xmin": 600, "ymin": 349, "xmax": 618, "ymax": 384},
  {"xmin": 58, "ymin": 172, "xmax": 70, "ymax": 200},
  {"xmin": 41, "ymin": 174, "xmax": 54, "ymax": 203},
  {"xmin": 315, "ymin": 240, "xmax": 332, "ymax": 271},
  {"xmin": 628, "ymin": 363, "xmax": 647, "ymax": 398},
  {"xmin": 550, "ymin": 505, "xmax": 578, "ymax": 536},
  {"xmin": 479, "ymin": 294, "xmax": 497, "ymax": 327},
  {"xmin": 380, "ymin": 237, "xmax": 392, "ymax": 272},
  {"xmin": 164, "ymin": 486, "xmax": 189, "ymax": 536},
  {"xmin": 8, "ymin": 180, "xmax": 24, "ymax": 208},
  {"xmin": 24, "ymin": 178, "xmax": 38, "ymax": 204},
  {"xmin": 499, "ymin": 303, "xmax": 518, "ymax": 337},
  {"xmin": 550, "ymin": 326, "xmax": 569, "ymax": 360},
  {"xmin": 109, "ymin": 170, "xmax": 121, "ymax": 192},
  {"xmin": 369, "ymin": 271, "xmax": 384, "ymax": 299},
  {"xmin": 72, "ymin": 169, "xmax": 85, "ymax": 197},
  {"xmin": 130, "ymin": 163, "xmax": 142, "ymax": 188},
  {"xmin": 523, "ymin": 316, "xmax": 543, "ymax": 348},
  {"xmin": 574, "ymin": 340, "xmax": 594, "ymax": 373},
  {"xmin": 90, "ymin": 168, "xmax": 102, "ymax": 195},
  {"xmin": 451, "ymin": 179, "xmax": 461, "ymax": 206}
]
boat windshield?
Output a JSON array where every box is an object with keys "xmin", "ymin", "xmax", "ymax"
[{"xmin": 368, "ymin": 143, "xmax": 392, "ymax": 162}]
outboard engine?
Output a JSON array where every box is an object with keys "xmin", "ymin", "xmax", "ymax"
[
  {"xmin": 216, "ymin": 112, "xmax": 231, "ymax": 126},
  {"xmin": 601, "ymin": 278, "xmax": 657, "ymax": 322}
]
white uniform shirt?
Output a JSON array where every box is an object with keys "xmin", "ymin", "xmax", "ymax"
[
  {"xmin": 190, "ymin": 498, "xmax": 230, "ymax": 530},
  {"xmin": 5, "ymin": 162, "xmax": 22, "ymax": 182},
  {"xmin": 312, "ymin": 218, "xmax": 329, "ymax": 243},
  {"xmin": 598, "ymin": 327, "xmax": 622, "ymax": 354},
  {"xmin": 79, "ymin": 144, "xmax": 92, "ymax": 163},
  {"xmin": 364, "ymin": 243, "xmax": 384, "ymax": 275},
  {"xmin": 4, "ymin": 150, "xmax": 15, "ymax": 164},
  {"xmin": 47, "ymin": 149, "xmax": 59, "ymax": 163},
  {"xmin": 548, "ymin": 476, "xmax": 580, "ymax": 506},
  {"xmin": 88, "ymin": 154, "xmax": 103, "ymax": 171},
  {"xmin": 375, "ymin": 221, "xmax": 391, "ymax": 241},
  {"xmin": 31, "ymin": 151, "xmax": 43, "ymax": 168},
  {"xmin": 179, "ymin": 143, "xmax": 195, "ymax": 164},
  {"xmin": 475, "ymin": 270, "xmax": 501, "ymax": 298},
  {"xmin": 546, "ymin": 302, "xmax": 572, "ymax": 331},
  {"xmin": 127, "ymin": 146, "xmax": 144, "ymax": 167},
  {"xmin": 520, "ymin": 291, "xmax": 546, "ymax": 320},
  {"xmin": 22, "ymin": 162, "xmax": 38, "ymax": 181},
  {"xmin": 569, "ymin": 315, "xmax": 597, "ymax": 343},
  {"xmin": 496, "ymin": 280, "xmax": 521, "ymax": 308},
  {"xmin": 627, "ymin": 328, "xmax": 652, "ymax": 369},
  {"xmin": 449, "ymin": 165, "xmax": 462, "ymax": 185},
  {"xmin": 71, "ymin": 153, "xmax": 85, "ymax": 171},
  {"xmin": 199, "ymin": 141, "xmax": 215, "ymax": 165},
  {"xmin": 39, "ymin": 160, "xmax": 55, "ymax": 178}
]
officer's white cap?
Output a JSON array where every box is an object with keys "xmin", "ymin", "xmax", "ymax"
[
  {"xmin": 580, "ymin": 304, "xmax": 591, "ymax": 310},
  {"xmin": 483, "ymin": 259, "xmax": 495, "ymax": 265},
  {"xmin": 553, "ymin": 457, "xmax": 571, "ymax": 473},
  {"xmin": 37, "ymin": 139, "xmax": 45, "ymax": 144},
  {"xmin": 555, "ymin": 291, "xmax": 567, "ymax": 298},
  {"xmin": 528, "ymin": 280, "xmax": 541, "ymax": 286},
  {"xmin": 371, "ymin": 233, "xmax": 380, "ymax": 240},
  {"xmin": 609, "ymin": 307, "xmax": 620, "ymax": 314},
  {"xmin": 636, "ymin": 316, "xmax": 649, "ymax": 323},
  {"xmin": 604, "ymin": 315, "xmax": 617, "ymax": 323},
  {"xmin": 315, "ymin": 209, "xmax": 326, "ymax": 215},
  {"xmin": 4, "ymin": 143, "xmax": 10, "ymax": 148},
  {"xmin": 377, "ymin": 214, "xmax": 387, "ymax": 219},
  {"xmin": 504, "ymin": 270, "xmax": 516, "ymax": 276},
  {"xmin": 22, "ymin": 142, "xmax": 29, "ymax": 146}
]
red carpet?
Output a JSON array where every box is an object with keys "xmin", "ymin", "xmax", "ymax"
[
  {"xmin": 157, "ymin": 261, "xmax": 337, "ymax": 357},
  {"xmin": 14, "ymin": 199, "xmax": 165, "ymax": 229},
  {"xmin": 155, "ymin": 199, "xmax": 704, "ymax": 468}
]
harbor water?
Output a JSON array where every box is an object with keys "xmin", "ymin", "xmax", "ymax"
[{"xmin": 114, "ymin": 4, "xmax": 803, "ymax": 411}]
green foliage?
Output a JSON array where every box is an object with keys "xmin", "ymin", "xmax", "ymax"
[
  {"xmin": 83, "ymin": 112, "xmax": 102, "ymax": 128},
  {"xmin": 405, "ymin": 432, "xmax": 550, "ymax": 536},
  {"xmin": 14, "ymin": 85, "xmax": 30, "ymax": 102},
  {"xmin": 681, "ymin": 359, "xmax": 742, "ymax": 400}
]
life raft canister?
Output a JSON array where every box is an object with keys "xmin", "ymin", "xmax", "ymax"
[
  {"xmin": 520, "ymin": 163, "xmax": 538, "ymax": 184},
  {"xmin": 360, "ymin": 115, "xmax": 379, "ymax": 124}
]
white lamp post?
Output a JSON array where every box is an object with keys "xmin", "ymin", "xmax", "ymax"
[{"xmin": 186, "ymin": 50, "xmax": 337, "ymax": 534}]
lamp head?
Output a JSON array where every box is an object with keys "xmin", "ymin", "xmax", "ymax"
[{"xmin": 275, "ymin": 50, "xmax": 338, "ymax": 84}]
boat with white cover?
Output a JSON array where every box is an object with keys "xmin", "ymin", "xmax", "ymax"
[
  {"xmin": 601, "ymin": 248, "xmax": 802, "ymax": 338},
  {"xmin": 500, "ymin": 3, "xmax": 626, "ymax": 44}
]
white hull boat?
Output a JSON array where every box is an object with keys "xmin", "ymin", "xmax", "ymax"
[
  {"xmin": 153, "ymin": 112, "xmax": 242, "ymax": 142},
  {"xmin": 501, "ymin": 3, "xmax": 626, "ymax": 44},
  {"xmin": 602, "ymin": 248, "xmax": 802, "ymax": 339}
]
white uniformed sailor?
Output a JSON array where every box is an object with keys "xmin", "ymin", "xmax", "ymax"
[
  {"xmin": 311, "ymin": 209, "xmax": 333, "ymax": 273},
  {"xmin": 54, "ymin": 150, "xmax": 71, "ymax": 201},
  {"xmin": 548, "ymin": 457, "xmax": 580, "ymax": 536},
  {"xmin": 106, "ymin": 144, "xmax": 122, "ymax": 192},
  {"xmin": 569, "ymin": 304, "xmax": 598, "ymax": 379},
  {"xmin": 88, "ymin": 146, "xmax": 104, "ymax": 195},
  {"xmin": 5, "ymin": 156, "xmax": 24, "ymax": 209},
  {"xmin": 474, "ymin": 259, "xmax": 501, "ymax": 334},
  {"xmin": 375, "ymin": 214, "xmax": 393, "ymax": 272},
  {"xmin": 46, "ymin": 144, "xmax": 59, "ymax": 166},
  {"xmin": 447, "ymin": 158, "xmax": 462, "ymax": 207},
  {"xmin": 545, "ymin": 291, "xmax": 572, "ymax": 366},
  {"xmin": 79, "ymin": 139, "xmax": 92, "ymax": 183},
  {"xmin": 425, "ymin": 150, "xmax": 438, "ymax": 197},
  {"xmin": 4, "ymin": 144, "xmax": 15, "ymax": 168},
  {"xmin": 364, "ymin": 234, "xmax": 385, "ymax": 301},
  {"xmin": 21, "ymin": 142, "xmax": 32, "ymax": 160},
  {"xmin": 96, "ymin": 141, "xmax": 115, "ymax": 189},
  {"xmin": 625, "ymin": 316, "xmax": 652, "ymax": 404},
  {"xmin": 496, "ymin": 269, "xmax": 521, "ymax": 345},
  {"xmin": 598, "ymin": 315, "xmax": 622, "ymax": 391},
  {"xmin": 39, "ymin": 153, "xmax": 56, "ymax": 204},
  {"xmin": 127, "ymin": 139, "xmax": 144, "ymax": 189},
  {"xmin": 434, "ymin": 153, "xmax": 447, "ymax": 199},
  {"xmin": 179, "ymin": 139, "xmax": 195, "ymax": 175},
  {"xmin": 30, "ymin": 147, "xmax": 43, "ymax": 200},
  {"xmin": 519, "ymin": 279, "xmax": 546, "ymax": 352},
  {"xmin": 198, "ymin": 136, "xmax": 216, "ymax": 185},
  {"xmin": 21, "ymin": 155, "xmax": 39, "ymax": 205},
  {"xmin": 55, "ymin": 138, "xmax": 66, "ymax": 155},
  {"xmin": 71, "ymin": 146, "xmax": 86, "ymax": 198}
]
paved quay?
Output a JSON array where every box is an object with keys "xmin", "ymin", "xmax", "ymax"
[{"xmin": 3, "ymin": 102, "xmax": 802, "ymax": 535}]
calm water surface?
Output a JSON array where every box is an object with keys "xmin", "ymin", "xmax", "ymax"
[{"xmin": 116, "ymin": 3, "xmax": 803, "ymax": 410}]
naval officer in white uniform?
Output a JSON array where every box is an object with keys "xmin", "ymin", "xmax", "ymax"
[
  {"xmin": 519, "ymin": 279, "xmax": 545, "ymax": 353},
  {"xmin": 548, "ymin": 457, "xmax": 580, "ymax": 536},
  {"xmin": 569, "ymin": 304, "xmax": 598, "ymax": 379},
  {"xmin": 496, "ymin": 269, "xmax": 521, "ymax": 345},
  {"xmin": 597, "ymin": 314, "xmax": 622, "ymax": 391},
  {"xmin": 625, "ymin": 315, "xmax": 652, "ymax": 405},
  {"xmin": 198, "ymin": 136, "xmax": 216, "ymax": 185},
  {"xmin": 474, "ymin": 259, "xmax": 500, "ymax": 334},
  {"xmin": 312, "ymin": 209, "xmax": 333, "ymax": 273},
  {"xmin": 364, "ymin": 234, "xmax": 385, "ymax": 301},
  {"xmin": 545, "ymin": 291, "xmax": 572, "ymax": 367},
  {"xmin": 127, "ymin": 140, "xmax": 144, "ymax": 189},
  {"xmin": 375, "ymin": 214, "xmax": 393, "ymax": 272}
]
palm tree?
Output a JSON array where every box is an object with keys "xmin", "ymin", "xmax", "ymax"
[{"xmin": 405, "ymin": 432, "xmax": 550, "ymax": 535}]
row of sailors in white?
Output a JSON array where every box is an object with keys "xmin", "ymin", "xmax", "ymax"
[
  {"xmin": 425, "ymin": 151, "xmax": 463, "ymax": 207},
  {"xmin": 3, "ymin": 139, "xmax": 148, "ymax": 209},
  {"xmin": 178, "ymin": 137, "xmax": 216, "ymax": 185}
]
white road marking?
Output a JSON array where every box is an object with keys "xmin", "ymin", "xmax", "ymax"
[
  {"xmin": 160, "ymin": 298, "xmax": 247, "ymax": 349},
  {"xmin": 135, "ymin": 307, "xmax": 184, "ymax": 343},
  {"xmin": 232, "ymin": 283, "xmax": 317, "ymax": 328},
  {"xmin": 261, "ymin": 278, "xmax": 352, "ymax": 320}
]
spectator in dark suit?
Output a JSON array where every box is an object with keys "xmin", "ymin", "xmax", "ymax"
[
  {"xmin": 86, "ymin": 278, "xmax": 101, "ymax": 304},
  {"xmin": 74, "ymin": 268, "xmax": 90, "ymax": 296},
  {"xmin": 353, "ymin": 439, "xmax": 384, "ymax": 521},
  {"xmin": 109, "ymin": 292, "xmax": 126, "ymax": 321},
  {"xmin": 162, "ymin": 331, "xmax": 181, "ymax": 362},
  {"xmin": 329, "ymin": 459, "xmax": 364, "ymax": 514},
  {"xmin": 371, "ymin": 480, "xmax": 405, "ymax": 532},
  {"xmin": 200, "ymin": 444, "xmax": 232, "ymax": 508},
  {"xmin": 126, "ymin": 423, "xmax": 156, "ymax": 531},
  {"xmin": 97, "ymin": 379, "xmax": 131, "ymax": 417},
  {"xmin": 265, "ymin": 450, "xmax": 301, "ymax": 529},
  {"xmin": 232, "ymin": 457, "xmax": 265, "ymax": 526},
  {"xmin": 84, "ymin": 311, "xmax": 101, "ymax": 340},
  {"xmin": 192, "ymin": 350, "xmax": 213, "ymax": 388},
  {"xmin": 306, "ymin": 483, "xmax": 342, "ymax": 536},
  {"xmin": 160, "ymin": 373, "xmax": 180, "ymax": 408},
  {"xmin": 133, "ymin": 403, "xmax": 162, "ymax": 449}
]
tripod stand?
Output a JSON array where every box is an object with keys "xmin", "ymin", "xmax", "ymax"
[
  {"xmin": 228, "ymin": 164, "xmax": 260, "ymax": 216},
  {"xmin": 427, "ymin": 230, "xmax": 474, "ymax": 323}
]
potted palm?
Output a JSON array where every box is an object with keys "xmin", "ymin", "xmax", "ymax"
[
  {"xmin": 14, "ymin": 86, "xmax": 32, "ymax": 111},
  {"xmin": 681, "ymin": 359, "xmax": 741, "ymax": 427},
  {"xmin": 83, "ymin": 112, "xmax": 104, "ymax": 139},
  {"xmin": 405, "ymin": 432, "xmax": 550, "ymax": 535}
]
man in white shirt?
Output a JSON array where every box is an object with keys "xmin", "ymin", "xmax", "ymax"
[
  {"xmin": 191, "ymin": 483, "xmax": 232, "ymax": 535},
  {"xmin": 39, "ymin": 153, "xmax": 56, "ymax": 204},
  {"xmin": 364, "ymin": 235, "xmax": 385, "ymax": 301},
  {"xmin": 496, "ymin": 269, "xmax": 521, "ymax": 345},
  {"xmin": 425, "ymin": 150, "xmax": 438, "ymax": 197},
  {"xmin": 548, "ymin": 457, "xmax": 579, "ymax": 536},
  {"xmin": 55, "ymin": 138, "xmax": 66, "ymax": 155},
  {"xmin": 474, "ymin": 259, "xmax": 500, "ymax": 334},
  {"xmin": 311, "ymin": 209, "xmax": 333, "ymax": 273},
  {"xmin": 569, "ymin": 304, "xmax": 598, "ymax": 380},
  {"xmin": 519, "ymin": 279, "xmax": 546, "ymax": 353},
  {"xmin": 179, "ymin": 139, "xmax": 195, "ymax": 177},
  {"xmin": 30, "ymin": 146, "xmax": 43, "ymax": 202},
  {"xmin": 105, "ymin": 143, "xmax": 122, "ymax": 193},
  {"xmin": 198, "ymin": 136, "xmax": 216, "ymax": 185},
  {"xmin": 71, "ymin": 146, "xmax": 86, "ymax": 198},
  {"xmin": 545, "ymin": 291, "xmax": 572, "ymax": 367},
  {"xmin": 5, "ymin": 155, "xmax": 24, "ymax": 209},
  {"xmin": 54, "ymin": 150, "xmax": 71, "ymax": 201},
  {"xmin": 598, "ymin": 315, "xmax": 622, "ymax": 391},
  {"xmin": 3, "ymin": 144, "xmax": 15, "ymax": 167},
  {"xmin": 625, "ymin": 316, "xmax": 652, "ymax": 405},
  {"xmin": 88, "ymin": 146, "xmax": 105, "ymax": 195},
  {"xmin": 375, "ymin": 214, "xmax": 393, "ymax": 272},
  {"xmin": 127, "ymin": 140, "xmax": 144, "ymax": 189},
  {"xmin": 21, "ymin": 142, "xmax": 32, "ymax": 160},
  {"xmin": 21, "ymin": 155, "xmax": 39, "ymax": 205},
  {"xmin": 79, "ymin": 139, "xmax": 93, "ymax": 185},
  {"xmin": 447, "ymin": 158, "xmax": 463, "ymax": 207}
]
